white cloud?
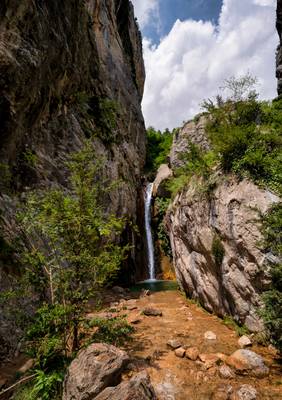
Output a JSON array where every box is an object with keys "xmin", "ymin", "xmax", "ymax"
[
  {"xmin": 130, "ymin": 0, "xmax": 159, "ymax": 29},
  {"xmin": 142, "ymin": 0, "xmax": 278, "ymax": 130}
]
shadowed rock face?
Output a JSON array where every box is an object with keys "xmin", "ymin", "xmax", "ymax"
[
  {"xmin": 0, "ymin": 0, "xmax": 146, "ymax": 359},
  {"xmin": 277, "ymin": 0, "xmax": 282, "ymax": 95}
]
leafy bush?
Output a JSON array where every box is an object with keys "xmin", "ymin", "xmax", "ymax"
[
  {"xmin": 13, "ymin": 370, "xmax": 64, "ymax": 400},
  {"xmin": 87, "ymin": 316, "xmax": 133, "ymax": 346},
  {"xmin": 166, "ymin": 142, "xmax": 217, "ymax": 197},
  {"xmin": 260, "ymin": 204, "xmax": 282, "ymax": 351},
  {"xmin": 154, "ymin": 197, "xmax": 172, "ymax": 258},
  {"xmin": 145, "ymin": 127, "xmax": 174, "ymax": 173},
  {"xmin": 212, "ymin": 234, "xmax": 225, "ymax": 267}
]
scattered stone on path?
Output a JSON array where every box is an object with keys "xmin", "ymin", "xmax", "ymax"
[
  {"xmin": 63, "ymin": 343, "xmax": 129, "ymax": 400},
  {"xmin": 127, "ymin": 305, "xmax": 138, "ymax": 311},
  {"xmin": 226, "ymin": 349, "xmax": 269, "ymax": 377},
  {"xmin": 128, "ymin": 314, "xmax": 142, "ymax": 325},
  {"xmin": 142, "ymin": 308, "xmax": 162, "ymax": 317},
  {"xmin": 212, "ymin": 384, "xmax": 233, "ymax": 400},
  {"xmin": 175, "ymin": 347, "xmax": 186, "ymax": 358},
  {"xmin": 199, "ymin": 353, "xmax": 220, "ymax": 369},
  {"xmin": 238, "ymin": 336, "xmax": 252, "ymax": 348},
  {"xmin": 167, "ymin": 339, "xmax": 182, "ymax": 349},
  {"xmin": 232, "ymin": 384, "xmax": 257, "ymax": 400},
  {"xmin": 95, "ymin": 371, "xmax": 157, "ymax": 400},
  {"xmin": 185, "ymin": 347, "xmax": 199, "ymax": 361},
  {"xmin": 216, "ymin": 353, "xmax": 228, "ymax": 363},
  {"xmin": 195, "ymin": 360, "xmax": 208, "ymax": 371},
  {"xmin": 219, "ymin": 365, "xmax": 235, "ymax": 379},
  {"xmin": 140, "ymin": 289, "xmax": 150, "ymax": 297},
  {"xmin": 204, "ymin": 331, "xmax": 217, "ymax": 340}
]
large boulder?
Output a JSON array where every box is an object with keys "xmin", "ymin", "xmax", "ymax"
[
  {"xmin": 63, "ymin": 343, "xmax": 129, "ymax": 400},
  {"xmin": 152, "ymin": 164, "xmax": 172, "ymax": 197},
  {"xmin": 226, "ymin": 349, "xmax": 269, "ymax": 378},
  {"xmin": 95, "ymin": 371, "xmax": 157, "ymax": 400}
]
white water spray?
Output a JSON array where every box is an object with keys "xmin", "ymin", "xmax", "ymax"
[{"xmin": 144, "ymin": 183, "xmax": 155, "ymax": 280}]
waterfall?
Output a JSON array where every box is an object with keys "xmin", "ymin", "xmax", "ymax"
[{"xmin": 144, "ymin": 183, "xmax": 155, "ymax": 280}]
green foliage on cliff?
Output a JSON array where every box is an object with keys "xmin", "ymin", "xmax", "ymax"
[
  {"xmin": 212, "ymin": 234, "xmax": 225, "ymax": 267},
  {"xmin": 260, "ymin": 204, "xmax": 282, "ymax": 351},
  {"xmin": 154, "ymin": 197, "xmax": 172, "ymax": 258},
  {"xmin": 146, "ymin": 127, "xmax": 174, "ymax": 173},
  {"xmin": 203, "ymin": 96, "xmax": 282, "ymax": 196},
  {"xmin": 166, "ymin": 142, "xmax": 217, "ymax": 197}
]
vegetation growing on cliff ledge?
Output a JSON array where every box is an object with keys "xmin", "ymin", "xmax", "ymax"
[{"xmin": 145, "ymin": 127, "xmax": 174, "ymax": 174}]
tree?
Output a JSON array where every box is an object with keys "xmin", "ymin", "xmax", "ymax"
[
  {"xmin": 220, "ymin": 72, "xmax": 258, "ymax": 102},
  {"xmin": 17, "ymin": 140, "xmax": 127, "ymax": 362}
]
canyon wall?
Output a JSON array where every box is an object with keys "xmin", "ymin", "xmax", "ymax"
[
  {"xmin": 0, "ymin": 0, "xmax": 146, "ymax": 359},
  {"xmin": 165, "ymin": 120, "xmax": 280, "ymax": 332}
]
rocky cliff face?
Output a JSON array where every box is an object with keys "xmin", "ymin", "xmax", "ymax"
[
  {"xmin": 277, "ymin": 0, "xmax": 282, "ymax": 95},
  {"xmin": 0, "ymin": 0, "xmax": 146, "ymax": 359},
  {"xmin": 166, "ymin": 123, "xmax": 280, "ymax": 333}
]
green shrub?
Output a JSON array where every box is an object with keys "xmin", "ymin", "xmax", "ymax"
[
  {"xmin": 87, "ymin": 316, "xmax": 133, "ymax": 346},
  {"xmin": 222, "ymin": 316, "xmax": 249, "ymax": 337},
  {"xmin": 145, "ymin": 127, "xmax": 174, "ymax": 173},
  {"xmin": 260, "ymin": 204, "xmax": 282, "ymax": 351},
  {"xmin": 212, "ymin": 235, "xmax": 225, "ymax": 267}
]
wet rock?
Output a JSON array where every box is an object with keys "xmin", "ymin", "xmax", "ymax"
[
  {"xmin": 63, "ymin": 343, "xmax": 129, "ymax": 400},
  {"xmin": 219, "ymin": 365, "xmax": 235, "ymax": 379},
  {"xmin": 167, "ymin": 339, "xmax": 182, "ymax": 349},
  {"xmin": 226, "ymin": 349, "xmax": 269, "ymax": 377},
  {"xmin": 142, "ymin": 308, "xmax": 162, "ymax": 317},
  {"xmin": 95, "ymin": 371, "xmax": 157, "ymax": 400},
  {"xmin": 232, "ymin": 385, "xmax": 257, "ymax": 400},
  {"xmin": 185, "ymin": 347, "xmax": 199, "ymax": 361},
  {"xmin": 204, "ymin": 331, "xmax": 217, "ymax": 340},
  {"xmin": 175, "ymin": 347, "xmax": 186, "ymax": 358},
  {"xmin": 199, "ymin": 353, "xmax": 220, "ymax": 369},
  {"xmin": 152, "ymin": 164, "xmax": 173, "ymax": 197},
  {"xmin": 238, "ymin": 336, "xmax": 252, "ymax": 348}
]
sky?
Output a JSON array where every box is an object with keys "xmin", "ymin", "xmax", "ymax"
[{"xmin": 131, "ymin": 0, "xmax": 278, "ymax": 130}]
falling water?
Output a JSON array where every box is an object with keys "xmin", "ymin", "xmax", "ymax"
[{"xmin": 144, "ymin": 183, "xmax": 155, "ymax": 280}]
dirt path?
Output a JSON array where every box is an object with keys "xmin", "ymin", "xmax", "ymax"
[{"xmin": 119, "ymin": 290, "xmax": 282, "ymax": 400}]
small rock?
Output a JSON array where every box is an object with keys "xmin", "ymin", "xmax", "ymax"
[
  {"xmin": 216, "ymin": 353, "xmax": 228, "ymax": 363},
  {"xmin": 18, "ymin": 359, "xmax": 34, "ymax": 374},
  {"xmin": 219, "ymin": 365, "xmax": 235, "ymax": 379},
  {"xmin": 186, "ymin": 347, "xmax": 199, "ymax": 361},
  {"xmin": 128, "ymin": 315, "xmax": 142, "ymax": 324},
  {"xmin": 204, "ymin": 331, "xmax": 217, "ymax": 340},
  {"xmin": 175, "ymin": 347, "xmax": 186, "ymax": 358},
  {"xmin": 127, "ymin": 305, "xmax": 138, "ymax": 311},
  {"xmin": 199, "ymin": 353, "xmax": 220, "ymax": 369},
  {"xmin": 238, "ymin": 335, "xmax": 252, "ymax": 348},
  {"xmin": 142, "ymin": 308, "xmax": 162, "ymax": 317},
  {"xmin": 234, "ymin": 384, "xmax": 257, "ymax": 400},
  {"xmin": 140, "ymin": 289, "xmax": 150, "ymax": 297},
  {"xmin": 226, "ymin": 349, "xmax": 269, "ymax": 377},
  {"xmin": 212, "ymin": 384, "xmax": 233, "ymax": 400},
  {"xmin": 112, "ymin": 286, "xmax": 126, "ymax": 295},
  {"xmin": 167, "ymin": 339, "xmax": 182, "ymax": 349},
  {"xmin": 195, "ymin": 360, "xmax": 208, "ymax": 371}
]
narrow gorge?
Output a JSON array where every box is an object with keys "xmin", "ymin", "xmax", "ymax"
[{"xmin": 0, "ymin": 1, "xmax": 281, "ymax": 400}]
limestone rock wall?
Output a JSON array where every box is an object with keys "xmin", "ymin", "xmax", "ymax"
[
  {"xmin": 0, "ymin": 0, "xmax": 146, "ymax": 359},
  {"xmin": 166, "ymin": 178, "xmax": 279, "ymax": 332}
]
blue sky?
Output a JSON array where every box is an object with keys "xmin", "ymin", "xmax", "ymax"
[
  {"xmin": 131, "ymin": 0, "xmax": 277, "ymax": 130},
  {"xmin": 143, "ymin": 0, "xmax": 223, "ymax": 44}
]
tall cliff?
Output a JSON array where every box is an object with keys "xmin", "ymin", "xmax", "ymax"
[
  {"xmin": 277, "ymin": 0, "xmax": 282, "ymax": 95},
  {"xmin": 0, "ymin": 0, "xmax": 146, "ymax": 358},
  {"xmin": 165, "ymin": 118, "xmax": 280, "ymax": 333}
]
